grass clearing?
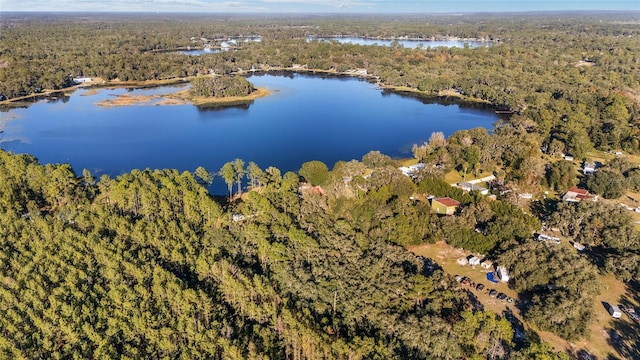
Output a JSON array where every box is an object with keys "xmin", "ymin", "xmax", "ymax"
[{"xmin": 444, "ymin": 170, "xmax": 463, "ymax": 184}]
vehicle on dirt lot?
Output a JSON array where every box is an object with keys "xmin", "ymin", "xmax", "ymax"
[{"xmin": 619, "ymin": 304, "xmax": 639, "ymax": 322}]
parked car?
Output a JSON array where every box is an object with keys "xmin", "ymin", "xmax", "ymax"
[
  {"xmin": 489, "ymin": 289, "xmax": 497, "ymax": 297},
  {"xmin": 455, "ymin": 275, "xmax": 463, "ymax": 282},
  {"xmin": 497, "ymin": 293, "xmax": 507, "ymax": 301},
  {"xmin": 475, "ymin": 283, "xmax": 485, "ymax": 291},
  {"xmin": 619, "ymin": 304, "xmax": 640, "ymax": 322},
  {"xmin": 461, "ymin": 277, "xmax": 469, "ymax": 285}
]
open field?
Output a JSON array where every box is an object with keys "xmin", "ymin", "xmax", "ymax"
[{"xmin": 408, "ymin": 241, "xmax": 640, "ymax": 359}]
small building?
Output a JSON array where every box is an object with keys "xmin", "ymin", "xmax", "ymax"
[
  {"xmin": 497, "ymin": 266, "xmax": 510, "ymax": 282},
  {"xmin": 573, "ymin": 242, "xmax": 586, "ymax": 251},
  {"xmin": 536, "ymin": 233, "xmax": 561, "ymax": 245},
  {"xmin": 467, "ymin": 256, "xmax": 481, "ymax": 266},
  {"xmin": 480, "ymin": 259, "xmax": 493, "ymax": 269},
  {"xmin": 399, "ymin": 163, "xmax": 426, "ymax": 177},
  {"xmin": 72, "ymin": 77, "xmax": 92, "ymax": 84},
  {"xmin": 456, "ymin": 257, "xmax": 469, "ymax": 266},
  {"xmin": 608, "ymin": 304, "xmax": 622, "ymax": 318},
  {"xmin": 458, "ymin": 181, "xmax": 489, "ymax": 195},
  {"xmin": 431, "ymin": 197, "xmax": 460, "ymax": 215},
  {"xmin": 583, "ymin": 162, "xmax": 597, "ymax": 175},
  {"xmin": 563, "ymin": 187, "xmax": 598, "ymax": 202}
]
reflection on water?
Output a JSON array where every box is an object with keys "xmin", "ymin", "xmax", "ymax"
[{"xmin": 1, "ymin": 73, "xmax": 499, "ymax": 194}]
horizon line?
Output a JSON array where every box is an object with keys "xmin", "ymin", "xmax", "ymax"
[{"xmin": 4, "ymin": 9, "xmax": 639, "ymax": 14}]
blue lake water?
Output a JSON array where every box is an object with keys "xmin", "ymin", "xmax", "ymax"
[
  {"xmin": 177, "ymin": 48, "xmax": 221, "ymax": 55},
  {"xmin": 307, "ymin": 37, "xmax": 491, "ymax": 49},
  {"xmin": 0, "ymin": 73, "xmax": 498, "ymax": 194}
]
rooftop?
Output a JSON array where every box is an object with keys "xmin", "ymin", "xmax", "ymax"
[{"xmin": 434, "ymin": 197, "xmax": 460, "ymax": 207}]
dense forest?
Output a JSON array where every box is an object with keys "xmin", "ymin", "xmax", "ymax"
[
  {"xmin": 0, "ymin": 149, "xmax": 576, "ymax": 359},
  {"xmin": 1, "ymin": 12, "xmax": 640, "ymax": 359}
]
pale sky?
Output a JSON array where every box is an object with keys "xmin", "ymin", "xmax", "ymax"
[{"xmin": 2, "ymin": 0, "xmax": 639, "ymax": 13}]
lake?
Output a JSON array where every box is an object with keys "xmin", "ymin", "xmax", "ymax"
[
  {"xmin": 178, "ymin": 48, "xmax": 221, "ymax": 56},
  {"xmin": 0, "ymin": 73, "xmax": 499, "ymax": 194},
  {"xmin": 307, "ymin": 36, "xmax": 491, "ymax": 49}
]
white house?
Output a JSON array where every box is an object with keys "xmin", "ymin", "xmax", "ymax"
[
  {"xmin": 563, "ymin": 187, "xmax": 598, "ymax": 202},
  {"xmin": 468, "ymin": 256, "xmax": 481, "ymax": 266},
  {"xmin": 458, "ymin": 181, "xmax": 490, "ymax": 195},
  {"xmin": 497, "ymin": 266, "xmax": 510, "ymax": 282},
  {"xmin": 72, "ymin": 77, "xmax": 92, "ymax": 84},
  {"xmin": 399, "ymin": 163, "xmax": 426, "ymax": 177},
  {"xmin": 537, "ymin": 233, "xmax": 561, "ymax": 245},
  {"xmin": 583, "ymin": 162, "xmax": 597, "ymax": 175}
]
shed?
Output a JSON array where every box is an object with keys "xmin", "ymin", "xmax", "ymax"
[
  {"xmin": 608, "ymin": 304, "xmax": 622, "ymax": 318},
  {"xmin": 497, "ymin": 266, "xmax": 510, "ymax": 282},
  {"xmin": 467, "ymin": 256, "xmax": 481, "ymax": 266},
  {"xmin": 480, "ymin": 259, "xmax": 493, "ymax": 269},
  {"xmin": 456, "ymin": 257, "xmax": 469, "ymax": 266},
  {"xmin": 431, "ymin": 197, "xmax": 460, "ymax": 215}
]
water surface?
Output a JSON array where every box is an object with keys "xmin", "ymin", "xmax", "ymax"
[
  {"xmin": 307, "ymin": 36, "xmax": 491, "ymax": 48},
  {"xmin": 1, "ymin": 74, "xmax": 498, "ymax": 194}
]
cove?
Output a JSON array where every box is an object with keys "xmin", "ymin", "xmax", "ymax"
[{"xmin": 0, "ymin": 73, "xmax": 499, "ymax": 194}]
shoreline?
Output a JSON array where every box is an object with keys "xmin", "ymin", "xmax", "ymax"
[
  {"xmin": 0, "ymin": 68, "xmax": 492, "ymax": 111},
  {"xmin": 94, "ymin": 86, "xmax": 270, "ymax": 108}
]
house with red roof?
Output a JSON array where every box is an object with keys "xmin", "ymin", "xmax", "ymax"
[
  {"xmin": 562, "ymin": 187, "xmax": 598, "ymax": 202},
  {"xmin": 431, "ymin": 197, "xmax": 460, "ymax": 215}
]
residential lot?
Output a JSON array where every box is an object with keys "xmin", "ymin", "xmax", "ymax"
[{"xmin": 409, "ymin": 241, "xmax": 640, "ymax": 359}]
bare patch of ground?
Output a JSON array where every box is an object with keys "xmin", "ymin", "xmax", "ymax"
[
  {"xmin": 80, "ymin": 89, "xmax": 99, "ymax": 96},
  {"xmin": 95, "ymin": 87, "xmax": 269, "ymax": 108},
  {"xmin": 575, "ymin": 60, "xmax": 596, "ymax": 67},
  {"xmin": 95, "ymin": 94, "xmax": 158, "ymax": 107}
]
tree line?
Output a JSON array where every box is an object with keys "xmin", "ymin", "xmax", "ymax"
[{"xmin": 0, "ymin": 149, "xmax": 576, "ymax": 359}]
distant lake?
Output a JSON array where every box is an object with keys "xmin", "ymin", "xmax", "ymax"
[
  {"xmin": 177, "ymin": 48, "xmax": 221, "ymax": 56},
  {"xmin": 0, "ymin": 73, "xmax": 499, "ymax": 194},
  {"xmin": 307, "ymin": 36, "xmax": 491, "ymax": 49},
  {"xmin": 179, "ymin": 37, "xmax": 261, "ymax": 55}
]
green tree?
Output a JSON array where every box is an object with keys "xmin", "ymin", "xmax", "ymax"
[
  {"xmin": 299, "ymin": 160, "xmax": 329, "ymax": 186},
  {"xmin": 586, "ymin": 169, "xmax": 627, "ymax": 199},
  {"xmin": 545, "ymin": 161, "xmax": 577, "ymax": 191},
  {"xmin": 219, "ymin": 162, "xmax": 235, "ymax": 198},
  {"xmin": 231, "ymin": 158, "xmax": 246, "ymax": 195},
  {"xmin": 194, "ymin": 166, "xmax": 214, "ymax": 186},
  {"xmin": 247, "ymin": 161, "xmax": 263, "ymax": 189}
]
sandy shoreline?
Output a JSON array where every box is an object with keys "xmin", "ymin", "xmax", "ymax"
[{"xmin": 94, "ymin": 87, "xmax": 270, "ymax": 108}]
